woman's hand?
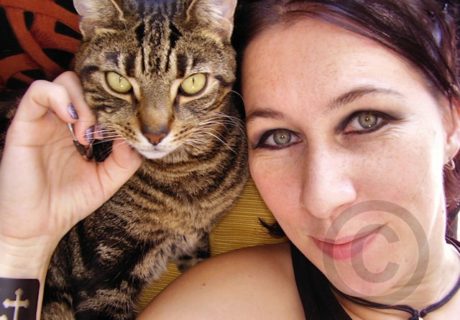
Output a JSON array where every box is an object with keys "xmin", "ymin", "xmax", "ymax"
[{"xmin": 0, "ymin": 72, "xmax": 142, "ymax": 276}]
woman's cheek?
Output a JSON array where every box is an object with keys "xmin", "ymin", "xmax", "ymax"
[{"xmin": 250, "ymin": 152, "xmax": 304, "ymax": 216}]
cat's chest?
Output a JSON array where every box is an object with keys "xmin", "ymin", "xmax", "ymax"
[{"xmin": 102, "ymin": 168, "xmax": 224, "ymax": 229}]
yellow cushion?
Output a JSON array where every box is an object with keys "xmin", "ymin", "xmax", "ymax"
[{"xmin": 137, "ymin": 178, "xmax": 285, "ymax": 309}]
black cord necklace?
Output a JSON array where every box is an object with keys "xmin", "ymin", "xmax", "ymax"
[
  {"xmin": 333, "ymin": 274, "xmax": 460, "ymax": 320},
  {"xmin": 332, "ymin": 237, "xmax": 460, "ymax": 320}
]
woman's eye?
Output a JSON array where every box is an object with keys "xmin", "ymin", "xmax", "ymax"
[
  {"xmin": 357, "ymin": 112, "xmax": 378, "ymax": 128},
  {"xmin": 180, "ymin": 73, "xmax": 207, "ymax": 96},
  {"xmin": 106, "ymin": 72, "xmax": 132, "ymax": 94},
  {"xmin": 256, "ymin": 129, "xmax": 300, "ymax": 149},
  {"xmin": 344, "ymin": 111, "xmax": 389, "ymax": 134}
]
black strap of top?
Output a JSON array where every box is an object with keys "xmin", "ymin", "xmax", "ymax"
[
  {"xmin": 290, "ymin": 243, "xmax": 351, "ymax": 320},
  {"xmin": 291, "ymin": 237, "xmax": 460, "ymax": 320}
]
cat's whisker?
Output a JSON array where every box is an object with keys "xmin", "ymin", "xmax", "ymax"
[
  {"xmin": 94, "ymin": 130, "xmax": 118, "ymax": 138},
  {"xmin": 92, "ymin": 128, "xmax": 113, "ymax": 135},
  {"xmin": 89, "ymin": 125, "xmax": 122, "ymax": 139},
  {"xmin": 94, "ymin": 133, "xmax": 123, "ymax": 140},
  {"xmin": 92, "ymin": 134, "xmax": 122, "ymax": 141},
  {"xmin": 202, "ymin": 132, "xmax": 237, "ymax": 154},
  {"xmin": 92, "ymin": 137, "xmax": 125, "ymax": 145},
  {"xmin": 91, "ymin": 138, "xmax": 128, "ymax": 160},
  {"xmin": 201, "ymin": 112, "xmax": 246, "ymax": 136},
  {"xmin": 216, "ymin": 113, "xmax": 246, "ymax": 130},
  {"xmin": 183, "ymin": 121, "xmax": 229, "ymax": 150},
  {"xmin": 207, "ymin": 111, "xmax": 243, "ymax": 123},
  {"xmin": 228, "ymin": 89, "xmax": 247, "ymax": 107}
]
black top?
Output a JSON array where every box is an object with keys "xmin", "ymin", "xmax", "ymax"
[{"xmin": 291, "ymin": 237, "xmax": 460, "ymax": 320}]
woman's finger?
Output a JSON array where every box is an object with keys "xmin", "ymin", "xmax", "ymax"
[
  {"xmin": 53, "ymin": 72, "xmax": 96, "ymax": 145},
  {"xmin": 13, "ymin": 80, "xmax": 75, "ymax": 124},
  {"xmin": 6, "ymin": 81, "xmax": 77, "ymax": 148}
]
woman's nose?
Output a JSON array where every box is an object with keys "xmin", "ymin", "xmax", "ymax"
[{"xmin": 299, "ymin": 148, "xmax": 357, "ymax": 220}]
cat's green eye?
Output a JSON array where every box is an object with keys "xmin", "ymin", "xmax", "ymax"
[
  {"xmin": 180, "ymin": 73, "xmax": 207, "ymax": 96},
  {"xmin": 106, "ymin": 71, "xmax": 132, "ymax": 94}
]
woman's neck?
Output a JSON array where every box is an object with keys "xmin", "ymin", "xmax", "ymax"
[{"xmin": 335, "ymin": 238, "xmax": 460, "ymax": 319}]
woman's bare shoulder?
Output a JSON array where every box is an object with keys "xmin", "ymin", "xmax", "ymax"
[{"xmin": 138, "ymin": 242, "xmax": 304, "ymax": 319}]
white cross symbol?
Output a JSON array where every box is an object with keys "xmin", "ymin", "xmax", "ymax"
[{"xmin": 2, "ymin": 288, "xmax": 29, "ymax": 320}]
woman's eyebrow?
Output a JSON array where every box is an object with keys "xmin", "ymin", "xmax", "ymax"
[
  {"xmin": 246, "ymin": 108, "xmax": 285, "ymax": 124},
  {"xmin": 246, "ymin": 87, "xmax": 403, "ymax": 123},
  {"xmin": 327, "ymin": 86, "xmax": 403, "ymax": 112}
]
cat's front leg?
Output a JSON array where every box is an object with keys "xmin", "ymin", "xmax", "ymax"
[
  {"xmin": 74, "ymin": 308, "xmax": 136, "ymax": 320},
  {"xmin": 42, "ymin": 302, "xmax": 75, "ymax": 320},
  {"xmin": 175, "ymin": 231, "xmax": 211, "ymax": 272}
]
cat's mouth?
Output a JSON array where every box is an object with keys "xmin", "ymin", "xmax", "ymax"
[{"xmin": 135, "ymin": 144, "xmax": 178, "ymax": 160}]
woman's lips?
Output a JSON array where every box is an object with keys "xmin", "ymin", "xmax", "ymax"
[{"xmin": 313, "ymin": 227, "xmax": 381, "ymax": 260}]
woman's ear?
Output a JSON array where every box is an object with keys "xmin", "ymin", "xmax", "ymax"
[{"xmin": 443, "ymin": 97, "xmax": 460, "ymax": 162}]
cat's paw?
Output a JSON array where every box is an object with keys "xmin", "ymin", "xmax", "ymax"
[{"xmin": 176, "ymin": 249, "xmax": 211, "ymax": 272}]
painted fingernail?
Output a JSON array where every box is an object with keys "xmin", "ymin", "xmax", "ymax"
[
  {"xmin": 84, "ymin": 126, "xmax": 95, "ymax": 144},
  {"xmin": 67, "ymin": 103, "xmax": 79, "ymax": 120}
]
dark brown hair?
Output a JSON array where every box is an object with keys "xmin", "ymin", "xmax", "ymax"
[{"xmin": 232, "ymin": 0, "xmax": 460, "ymax": 237}]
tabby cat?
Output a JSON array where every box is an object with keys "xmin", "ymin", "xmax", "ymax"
[{"xmin": 41, "ymin": 0, "xmax": 248, "ymax": 319}]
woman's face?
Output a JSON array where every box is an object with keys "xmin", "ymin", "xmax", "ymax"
[{"xmin": 243, "ymin": 18, "xmax": 459, "ymax": 298}]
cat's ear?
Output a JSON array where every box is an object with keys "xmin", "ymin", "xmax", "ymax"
[
  {"xmin": 186, "ymin": 0, "xmax": 238, "ymax": 42},
  {"xmin": 73, "ymin": 0, "xmax": 125, "ymax": 39}
]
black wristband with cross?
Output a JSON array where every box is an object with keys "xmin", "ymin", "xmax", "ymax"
[{"xmin": 0, "ymin": 278, "xmax": 39, "ymax": 320}]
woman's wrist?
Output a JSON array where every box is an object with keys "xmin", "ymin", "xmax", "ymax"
[
  {"xmin": 0, "ymin": 238, "xmax": 50, "ymax": 320},
  {"xmin": 0, "ymin": 235, "xmax": 54, "ymax": 279}
]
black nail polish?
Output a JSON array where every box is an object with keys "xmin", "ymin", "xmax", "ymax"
[{"xmin": 67, "ymin": 103, "xmax": 79, "ymax": 120}]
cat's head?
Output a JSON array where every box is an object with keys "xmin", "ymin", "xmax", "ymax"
[{"xmin": 73, "ymin": 0, "xmax": 238, "ymax": 160}]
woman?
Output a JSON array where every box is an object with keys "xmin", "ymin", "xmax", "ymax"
[
  {"xmin": 143, "ymin": 0, "xmax": 460, "ymax": 318},
  {"xmin": 1, "ymin": 0, "xmax": 460, "ymax": 319}
]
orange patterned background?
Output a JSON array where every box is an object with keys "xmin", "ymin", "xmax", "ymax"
[{"xmin": 0, "ymin": 0, "xmax": 80, "ymax": 91}]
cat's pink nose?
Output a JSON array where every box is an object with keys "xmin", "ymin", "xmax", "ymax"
[
  {"xmin": 144, "ymin": 131, "xmax": 167, "ymax": 145},
  {"xmin": 142, "ymin": 125, "xmax": 169, "ymax": 145}
]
